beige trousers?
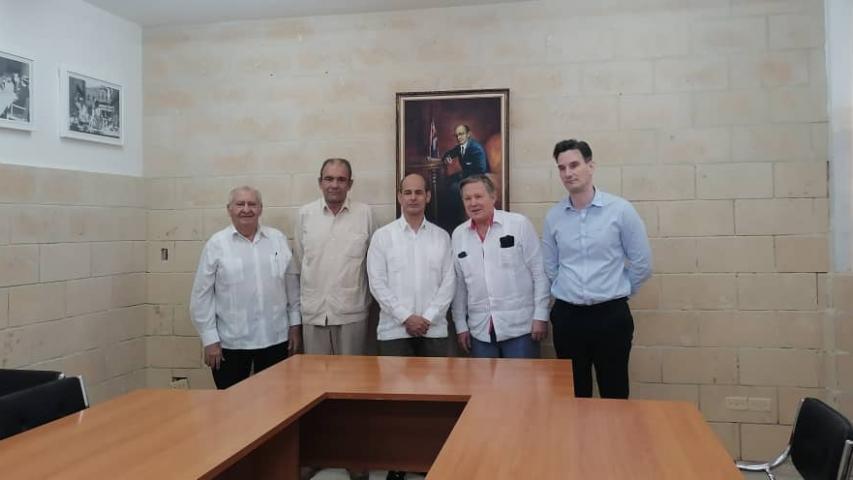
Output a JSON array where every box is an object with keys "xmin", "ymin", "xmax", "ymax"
[{"xmin": 302, "ymin": 321, "xmax": 368, "ymax": 355}]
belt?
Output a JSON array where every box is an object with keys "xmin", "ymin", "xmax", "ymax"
[{"xmin": 556, "ymin": 297, "xmax": 627, "ymax": 308}]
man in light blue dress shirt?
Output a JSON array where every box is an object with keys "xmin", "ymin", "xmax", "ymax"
[{"xmin": 542, "ymin": 139, "xmax": 652, "ymax": 399}]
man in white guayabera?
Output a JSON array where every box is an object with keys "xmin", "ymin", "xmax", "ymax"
[{"xmin": 189, "ymin": 186, "xmax": 301, "ymax": 389}]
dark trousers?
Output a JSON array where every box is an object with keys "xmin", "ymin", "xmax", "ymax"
[
  {"xmin": 211, "ymin": 341, "xmax": 288, "ymax": 390},
  {"xmin": 550, "ymin": 298, "xmax": 633, "ymax": 399},
  {"xmin": 378, "ymin": 337, "xmax": 448, "ymax": 357}
]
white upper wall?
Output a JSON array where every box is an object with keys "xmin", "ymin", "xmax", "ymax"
[
  {"xmin": 828, "ymin": 0, "xmax": 853, "ymax": 271},
  {"xmin": 0, "ymin": 0, "xmax": 142, "ymax": 176}
]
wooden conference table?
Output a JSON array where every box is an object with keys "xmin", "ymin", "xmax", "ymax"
[{"xmin": 0, "ymin": 355, "xmax": 740, "ymax": 479}]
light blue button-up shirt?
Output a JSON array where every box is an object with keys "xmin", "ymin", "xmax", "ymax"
[{"xmin": 542, "ymin": 189, "xmax": 652, "ymax": 305}]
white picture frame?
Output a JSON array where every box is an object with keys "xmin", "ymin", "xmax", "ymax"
[
  {"xmin": 59, "ymin": 66, "xmax": 123, "ymax": 145},
  {"xmin": 0, "ymin": 49, "xmax": 34, "ymax": 131}
]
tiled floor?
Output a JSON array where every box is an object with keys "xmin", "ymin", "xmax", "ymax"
[
  {"xmin": 310, "ymin": 465, "xmax": 801, "ymax": 479},
  {"xmin": 309, "ymin": 466, "xmax": 804, "ymax": 479},
  {"xmin": 310, "ymin": 469, "xmax": 426, "ymax": 480}
]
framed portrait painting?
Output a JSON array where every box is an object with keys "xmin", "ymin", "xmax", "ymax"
[
  {"xmin": 0, "ymin": 49, "xmax": 33, "ymax": 131},
  {"xmin": 396, "ymin": 89, "xmax": 509, "ymax": 234},
  {"xmin": 59, "ymin": 67, "xmax": 123, "ymax": 145}
]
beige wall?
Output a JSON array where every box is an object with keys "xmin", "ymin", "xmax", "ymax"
[
  {"xmin": 139, "ymin": 0, "xmax": 831, "ymax": 460},
  {"xmin": 829, "ymin": 275, "xmax": 853, "ymax": 432},
  {"xmin": 0, "ymin": 163, "xmax": 147, "ymax": 403}
]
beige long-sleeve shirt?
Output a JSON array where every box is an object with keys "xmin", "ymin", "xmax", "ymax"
[{"xmin": 290, "ymin": 197, "xmax": 375, "ymax": 326}]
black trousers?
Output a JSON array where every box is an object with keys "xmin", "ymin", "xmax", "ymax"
[
  {"xmin": 378, "ymin": 337, "xmax": 448, "ymax": 357},
  {"xmin": 550, "ymin": 298, "xmax": 633, "ymax": 399},
  {"xmin": 211, "ymin": 341, "xmax": 288, "ymax": 390}
]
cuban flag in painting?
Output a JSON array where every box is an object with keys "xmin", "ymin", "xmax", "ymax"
[{"xmin": 429, "ymin": 118, "xmax": 439, "ymax": 158}]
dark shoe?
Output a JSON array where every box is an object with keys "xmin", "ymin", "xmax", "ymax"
[{"xmin": 386, "ymin": 471, "xmax": 406, "ymax": 480}]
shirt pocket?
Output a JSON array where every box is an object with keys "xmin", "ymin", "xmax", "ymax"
[
  {"xmin": 457, "ymin": 256, "xmax": 475, "ymax": 283},
  {"xmin": 302, "ymin": 227, "xmax": 322, "ymax": 266},
  {"xmin": 429, "ymin": 258, "xmax": 442, "ymax": 279},
  {"xmin": 330, "ymin": 286, "xmax": 367, "ymax": 314},
  {"xmin": 387, "ymin": 251, "xmax": 406, "ymax": 275},
  {"xmin": 270, "ymin": 253, "xmax": 285, "ymax": 279},
  {"xmin": 272, "ymin": 304, "xmax": 287, "ymax": 335},
  {"xmin": 220, "ymin": 310, "xmax": 249, "ymax": 339},
  {"xmin": 218, "ymin": 258, "xmax": 244, "ymax": 285},
  {"xmin": 425, "ymin": 245, "xmax": 445, "ymax": 282},
  {"xmin": 499, "ymin": 245, "xmax": 520, "ymax": 267},
  {"xmin": 345, "ymin": 233, "xmax": 369, "ymax": 258}
]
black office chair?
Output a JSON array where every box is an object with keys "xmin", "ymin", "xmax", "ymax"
[
  {"xmin": 0, "ymin": 376, "xmax": 89, "ymax": 440},
  {"xmin": 737, "ymin": 397, "xmax": 853, "ymax": 480},
  {"xmin": 0, "ymin": 368, "xmax": 64, "ymax": 397}
]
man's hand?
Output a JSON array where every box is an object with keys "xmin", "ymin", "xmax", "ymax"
[
  {"xmin": 288, "ymin": 325, "xmax": 302, "ymax": 356},
  {"xmin": 204, "ymin": 342, "xmax": 224, "ymax": 370},
  {"xmin": 403, "ymin": 315, "xmax": 430, "ymax": 337},
  {"xmin": 531, "ymin": 319, "xmax": 548, "ymax": 342},
  {"xmin": 457, "ymin": 331, "xmax": 472, "ymax": 353}
]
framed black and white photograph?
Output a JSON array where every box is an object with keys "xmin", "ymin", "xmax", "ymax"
[
  {"xmin": 59, "ymin": 67, "xmax": 123, "ymax": 145},
  {"xmin": 0, "ymin": 50, "xmax": 33, "ymax": 131},
  {"xmin": 396, "ymin": 89, "xmax": 509, "ymax": 234}
]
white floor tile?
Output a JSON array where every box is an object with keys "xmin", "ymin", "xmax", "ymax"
[{"xmin": 310, "ymin": 469, "xmax": 425, "ymax": 480}]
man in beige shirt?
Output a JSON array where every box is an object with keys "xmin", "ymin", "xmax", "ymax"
[{"xmin": 291, "ymin": 158, "xmax": 375, "ymax": 355}]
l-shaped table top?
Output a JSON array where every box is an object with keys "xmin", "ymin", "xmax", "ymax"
[{"xmin": 0, "ymin": 355, "xmax": 740, "ymax": 479}]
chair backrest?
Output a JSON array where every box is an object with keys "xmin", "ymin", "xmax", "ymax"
[
  {"xmin": 0, "ymin": 376, "xmax": 88, "ymax": 441},
  {"xmin": 790, "ymin": 397, "xmax": 853, "ymax": 480},
  {"xmin": 0, "ymin": 369, "xmax": 64, "ymax": 397}
]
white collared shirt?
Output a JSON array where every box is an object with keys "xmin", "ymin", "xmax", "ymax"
[
  {"xmin": 290, "ymin": 197, "xmax": 376, "ymax": 326},
  {"xmin": 190, "ymin": 224, "xmax": 301, "ymax": 349},
  {"xmin": 367, "ymin": 217, "xmax": 455, "ymax": 341},
  {"xmin": 451, "ymin": 210, "xmax": 550, "ymax": 343}
]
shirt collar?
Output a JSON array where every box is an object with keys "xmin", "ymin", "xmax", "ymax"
[
  {"xmin": 398, "ymin": 216, "xmax": 428, "ymax": 233},
  {"xmin": 468, "ymin": 210, "xmax": 499, "ymax": 230},
  {"xmin": 322, "ymin": 196, "xmax": 351, "ymax": 214},
  {"xmin": 565, "ymin": 187, "xmax": 606, "ymax": 211},
  {"xmin": 228, "ymin": 223, "xmax": 267, "ymax": 242}
]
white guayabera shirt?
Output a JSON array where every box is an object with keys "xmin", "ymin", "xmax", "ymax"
[
  {"xmin": 190, "ymin": 224, "xmax": 301, "ymax": 349},
  {"xmin": 367, "ymin": 217, "xmax": 456, "ymax": 341},
  {"xmin": 451, "ymin": 210, "xmax": 550, "ymax": 343}
]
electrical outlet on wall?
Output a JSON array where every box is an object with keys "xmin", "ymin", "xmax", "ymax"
[
  {"xmin": 748, "ymin": 397, "xmax": 772, "ymax": 412},
  {"xmin": 170, "ymin": 377, "xmax": 189, "ymax": 389},
  {"xmin": 725, "ymin": 396, "xmax": 748, "ymax": 410}
]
